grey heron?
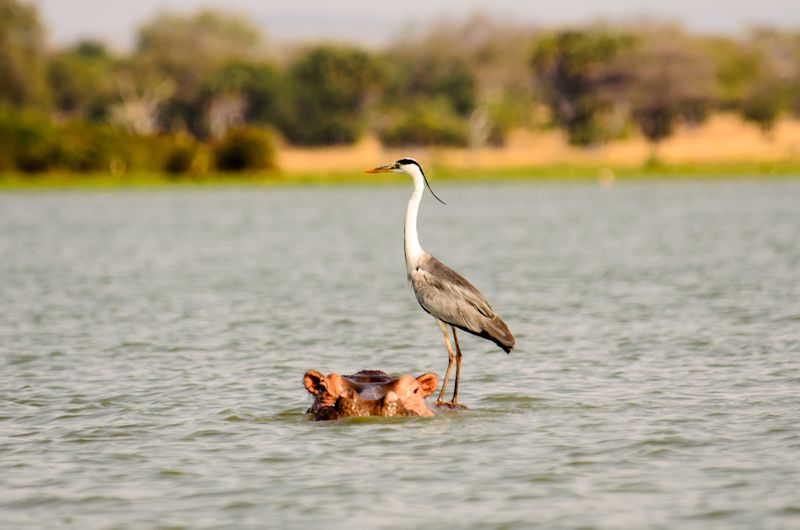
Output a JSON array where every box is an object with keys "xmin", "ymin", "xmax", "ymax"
[{"xmin": 366, "ymin": 158, "xmax": 515, "ymax": 406}]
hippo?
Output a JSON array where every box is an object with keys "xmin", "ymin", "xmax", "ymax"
[{"xmin": 303, "ymin": 369, "xmax": 438, "ymax": 421}]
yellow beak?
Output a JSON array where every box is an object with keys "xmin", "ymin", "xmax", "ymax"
[{"xmin": 365, "ymin": 165, "xmax": 393, "ymax": 173}]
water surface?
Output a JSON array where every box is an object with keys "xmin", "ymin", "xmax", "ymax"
[{"xmin": 2, "ymin": 180, "xmax": 799, "ymax": 529}]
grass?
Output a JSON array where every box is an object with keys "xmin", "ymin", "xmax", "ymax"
[
  {"xmin": 3, "ymin": 160, "xmax": 800, "ymax": 191},
  {"xmin": 431, "ymin": 161, "xmax": 800, "ymax": 181}
]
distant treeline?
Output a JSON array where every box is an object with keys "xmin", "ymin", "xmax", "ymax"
[{"xmin": 2, "ymin": 0, "xmax": 799, "ymax": 174}]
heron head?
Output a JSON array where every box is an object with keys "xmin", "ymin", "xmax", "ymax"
[
  {"xmin": 365, "ymin": 158, "xmax": 420, "ymax": 175},
  {"xmin": 365, "ymin": 158, "xmax": 446, "ymax": 205}
]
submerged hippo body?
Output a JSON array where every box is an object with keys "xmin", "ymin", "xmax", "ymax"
[{"xmin": 303, "ymin": 369, "xmax": 438, "ymax": 421}]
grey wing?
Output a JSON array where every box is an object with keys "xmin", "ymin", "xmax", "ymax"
[{"xmin": 410, "ymin": 255, "xmax": 496, "ymax": 334}]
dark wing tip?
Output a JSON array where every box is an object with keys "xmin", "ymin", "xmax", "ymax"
[{"xmin": 488, "ymin": 316, "xmax": 515, "ymax": 353}]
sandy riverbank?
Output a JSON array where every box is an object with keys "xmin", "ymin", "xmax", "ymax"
[{"xmin": 278, "ymin": 113, "xmax": 800, "ymax": 173}]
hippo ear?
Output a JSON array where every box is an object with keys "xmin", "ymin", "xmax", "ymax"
[
  {"xmin": 416, "ymin": 373, "xmax": 438, "ymax": 397},
  {"xmin": 303, "ymin": 370, "xmax": 327, "ymax": 395}
]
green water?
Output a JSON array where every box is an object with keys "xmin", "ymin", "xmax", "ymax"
[{"xmin": 1, "ymin": 181, "xmax": 799, "ymax": 529}]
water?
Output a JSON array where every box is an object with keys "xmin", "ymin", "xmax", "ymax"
[{"xmin": 1, "ymin": 180, "xmax": 799, "ymax": 529}]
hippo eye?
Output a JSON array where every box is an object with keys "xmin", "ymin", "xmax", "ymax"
[{"xmin": 413, "ymin": 387, "xmax": 419, "ymax": 394}]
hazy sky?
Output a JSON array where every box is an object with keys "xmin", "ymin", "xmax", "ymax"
[{"xmin": 34, "ymin": 0, "xmax": 800, "ymax": 49}]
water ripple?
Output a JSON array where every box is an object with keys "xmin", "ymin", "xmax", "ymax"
[{"xmin": 2, "ymin": 182, "xmax": 800, "ymax": 529}]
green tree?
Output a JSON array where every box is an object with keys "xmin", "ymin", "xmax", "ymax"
[
  {"xmin": 47, "ymin": 40, "xmax": 115, "ymax": 120},
  {"xmin": 624, "ymin": 28, "xmax": 716, "ymax": 144},
  {"xmin": 381, "ymin": 15, "xmax": 538, "ymax": 148},
  {"xmin": 530, "ymin": 28, "xmax": 634, "ymax": 145},
  {"xmin": 134, "ymin": 9, "xmax": 264, "ymax": 136},
  {"xmin": 741, "ymin": 77, "xmax": 788, "ymax": 132},
  {"xmin": 384, "ymin": 56, "xmax": 476, "ymax": 118},
  {"xmin": 203, "ymin": 60, "xmax": 284, "ymax": 134},
  {"xmin": 0, "ymin": 0, "xmax": 49, "ymax": 109},
  {"xmin": 737, "ymin": 29, "xmax": 800, "ymax": 132},
  {"xmin": 702, "ymin": 37, "xmax": 760, "ymax": 109},
  {"xmin": 279, "ymin": 45, "xmax": 384, "ymax": 145}
]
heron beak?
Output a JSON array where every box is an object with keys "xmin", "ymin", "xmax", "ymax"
[{"xmin": 365, "ymin": 165, "xmax": 393, "ymax": 173}]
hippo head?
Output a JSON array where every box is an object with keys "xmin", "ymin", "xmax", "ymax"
[{"xmin": 303, "ymin": 369, "xmax": 438, "ymax": 421}]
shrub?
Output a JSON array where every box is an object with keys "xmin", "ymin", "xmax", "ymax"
[
  {"xmin": 0, "ymin": 111, "xmax": 58, "ymax": 173},
  {"xmin": 51, "ymin": 121, "xmax": 127, "ymax": 172},
  {"xmin": 213, "ymin": 125, "xmax": 276, "ymax": 171},
  {"xmin": 0, "ymin": 111, "xmax": 205, "ymax": 175},
  {"xmin": 484, "ymin": 91, "xmax": 537, "ymax": 146},
  {"xmin": 163, "ymin": 135, "xmax": 208, "ymax": 175},
  {"xmin": 379, "ymin": 99, "xmax": 468, "ymax": 147},
  {"xmin": 741, "ymin": 80, "xmax": 787, "ymax": 133}
]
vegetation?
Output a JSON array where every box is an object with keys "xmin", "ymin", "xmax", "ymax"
[
  {"xmin": 531, "ymin": 29, "xmax": 635, "ymax": 145},
  {"xmin": 213, "ymin": 126, "xmax": 276, "ymax": 171},
  {"xmin": 379, "ymin": 98, "xmax": 469, "ymax": 147},
  {"xmin": 1, "ymin": 0, "xmax": 799, "ymax": 182},
  {"xmin": 278, "ymin": 46, "xmax": 384, "ymax": 145}
]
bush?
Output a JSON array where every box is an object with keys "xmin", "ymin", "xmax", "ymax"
[
  {"xmin": 0, "ymin": 111, "xmax": 58, "ymax": 173},
  {"xmin": 51, "ymin": 121, "xmax": 129, "ymax": 172},
  {"xmin": 484, "ymin": 91, "xmax": 537, "ymax": 146},
  {"xmin": 379, "ymin": 99, "xmax": 468, "ymax": 147},
  {"xmin": 213, "ymin": 126, "xmax": 276, "ymax": 171},
  {"xmin": 741, "ymin": 81, "xmax": 787, "ymax": 133},
  {"xmin": 279, "ymin": 108, "xmax": 361, "ymax": 146},
  {"xmin": 163, "ymin": 135, "xmax": 209, "ymax": 175},
  {"xmin": 0, "ymin": 110, "xmax": 211, "ymax": 175},
  {"xmin": 164, "ymin": 143, "xmax": 196, "ymax": 174}
]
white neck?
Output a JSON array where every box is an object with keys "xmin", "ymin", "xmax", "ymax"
[{"xmin": 404, "ymin": 167, "xmax": 425, "ymax": 273}]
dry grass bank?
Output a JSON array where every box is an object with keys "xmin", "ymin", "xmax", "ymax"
[{"xmin": 278, "ymin": 113, "xmax": 800, "ymax": 173}]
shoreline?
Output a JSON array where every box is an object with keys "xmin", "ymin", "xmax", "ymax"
[
  {"xmin": 4, "ymin": 113, "xmax": 800, "ymax": 190},
  {"xmin": 2, "ymin": 161, "xmax": 800, "ymax": 191}
]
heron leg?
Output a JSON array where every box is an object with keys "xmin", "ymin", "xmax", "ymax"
[
  {"xmin": 435, "ymin": 320, "xmax": 456, "ymax": 404},
  {"xmin": 451, "ymin": 326, "xmax": 463, "ymax": 405}
]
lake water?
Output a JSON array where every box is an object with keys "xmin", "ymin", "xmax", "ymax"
[{"xmin": 1, "ymin": 180, "xmax": 799, "ymax": 529}]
